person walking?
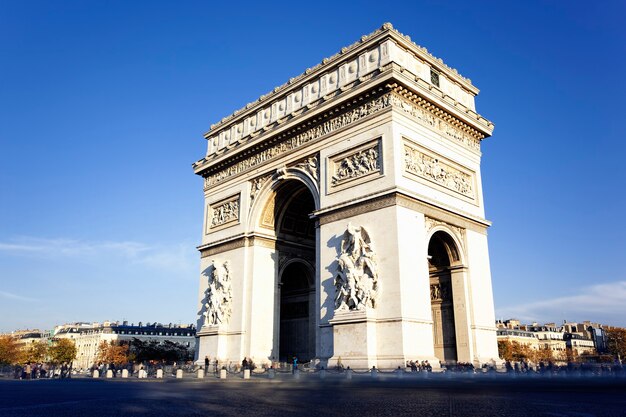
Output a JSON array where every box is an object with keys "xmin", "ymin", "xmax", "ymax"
[
  {"xmin": 204, "ymin": 355, "xmax": 209, "ymax": 370},
  {"xmin": 292, "ymin": 356, "xmax": 298, "ymax": 374}
]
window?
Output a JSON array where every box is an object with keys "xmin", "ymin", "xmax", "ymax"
[{"xmin": 430, "ymin": 69, "xmax": 440, "ymax": 87}]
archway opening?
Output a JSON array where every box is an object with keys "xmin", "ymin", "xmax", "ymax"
[
  {"xmin": 279, "ymin": 262, "xmax": 313, "ymax": 362},
  {"xmin": 428, "ymin": 231, "xmax": 459, "ymax": 364},
  {"xmin": 272, "ymin": 180, "xmax": 316, "ymax": 363}
]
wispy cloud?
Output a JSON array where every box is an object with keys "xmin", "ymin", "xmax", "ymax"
[
  {"xmin": 0, "ymin": 238, "xmax": 150, "ymax": 257},
  {"xmin": 0, "ymin": 290, "xmax": 38, "ymax": 302},
  {"xmin": 0, "ymin": 237, "xmax": 197, "ymax": 277},
  {"xmin": 496, "ymin": 280, "xmax": 626, "ymax": 325}
]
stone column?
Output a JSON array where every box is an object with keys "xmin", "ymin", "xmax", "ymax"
[{"xmin": 450, "ymin": 266, "xmax": 474, "ymax": 363}]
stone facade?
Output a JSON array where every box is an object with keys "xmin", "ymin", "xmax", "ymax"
[
  {"xmin": 193, "ymin": 23, "xmax": 499, "ymax": 369},
  {"xmin": 54, "ymin": 321, "xmax": 196, "ymax": 370}
]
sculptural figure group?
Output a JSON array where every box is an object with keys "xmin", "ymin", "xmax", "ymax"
[
  {"xmin": 204, "ymin": 260, "xmax": 233, "ymax": 326},
  {"xmin": 334, "ymin": 223, "xmax": 380, "ymax": 311}
]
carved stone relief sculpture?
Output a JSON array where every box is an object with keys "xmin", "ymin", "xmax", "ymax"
[
  {"xmin": 334, "ymin": 223, "xmax": 380, "ymax": 311},
  {"xmin": 430, "ymin": 282, "xmax": 450, "ymax": 302},
  {"xmin": 294, "ymin": 155, "xmax": 319, "ymax": 182},
  {"xmin": 404, "ymin": 142, "xmax": 475, "ymax": 199},
  {"xmin": 204, "ymin": 94, "xmax": 392, "ymax": 188},
  {"xmin": 331, "ymin": 142, "xmax": 381, "ymax": 187},
  {"xmin": 203, "ymin": 260, "xmax": 233, "ymax": 326},
  {"xmin": 249, "ymin": 174, "xmax": 271, "ymax": 207},
  {"xmin": 210, "ymin": 196, "xmax": 240, "ymax": 228}
]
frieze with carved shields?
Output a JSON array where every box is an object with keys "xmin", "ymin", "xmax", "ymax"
[
  {"xmin": 334, "ymin": 223, "xmax": 380, "ymax": 311},
  {"xmin": 203, "ymin": 94, "xmax": 392, "ymax": 188}
]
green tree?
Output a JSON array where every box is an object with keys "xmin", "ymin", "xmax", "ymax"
[
  {"xmin": 49, "ymin": 338, "xmax": 77, "ymax": 365},
  {"xmin": 0, "ymin": 336, "xmax": 20, "ymax": 365}
]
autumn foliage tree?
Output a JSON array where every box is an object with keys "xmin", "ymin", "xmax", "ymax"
[
  {"xmin": 0, "ymin": 336, "xmax": 20, "ymax": 365},
  {"xmin": 532, "ymin": 345, "xmax": 554, "ymax": 363},
  {"xmin": 96, "ymin": 341, "xmax": 129, "ymax": 366},
  {"xmin": 24, "ymin": 341, "xmax": 49, "ymax": 364},
  {"xmin": 498, "ymin": 340, "xmax": 535, "ymax": 362},
  {"xmin": 606, "ymin": 328, "xmax": 626, "ymax": 360}
]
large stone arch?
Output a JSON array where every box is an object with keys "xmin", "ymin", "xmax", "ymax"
[{"xmin": 247, "ymin": 167, "xmax": 320, "ymax": 233}]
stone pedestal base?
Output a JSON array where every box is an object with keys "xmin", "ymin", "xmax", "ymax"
[
  {"xmin": 328, "ymin": 309, "xmax": 377, "ymax": 370},
  {"xmin": 197, "ymin": 324, "xmax": 230, "ymax": 363}
]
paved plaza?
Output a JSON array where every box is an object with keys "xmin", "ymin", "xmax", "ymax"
[{"xmin": 1, "ymin": 374, "xmax": 625, "ymax": 416}]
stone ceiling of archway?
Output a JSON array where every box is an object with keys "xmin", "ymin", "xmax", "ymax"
[
  {"xmin": 260, "ymin": 182, "xmax": 315, "ymax": 244},
  {"xmin": 428, "ymin": 231, "xmax": 460, "ymax": 270}
]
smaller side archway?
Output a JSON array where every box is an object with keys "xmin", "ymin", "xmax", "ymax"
[
  {"xmin": 278, "ymin": 260, "xmax": 315, "ymax": 363},
  {"xmin": 428, "ymin": 230, "xmax": 461, "ymax": 364}
]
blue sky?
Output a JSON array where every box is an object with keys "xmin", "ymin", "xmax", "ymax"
[{"xmin": 1, "ymin": 0, "xmax": 625, "ymax": 332}]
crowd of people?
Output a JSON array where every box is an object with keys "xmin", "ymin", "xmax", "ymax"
[
  {"xmin": 11, "ymin": 362, "xmax": 72, "ymax": 379},
  {"xmin": 503, "ymin": 360, "xmax": 624, "ymax": 376},
  {"xmin": 407, "ymin": 360, "xmax": 433, "ymax": 372}
]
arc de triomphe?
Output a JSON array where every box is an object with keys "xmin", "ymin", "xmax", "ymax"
[{"xmin": 193, "ymin": 23, "xmax": 500, "ymax": 369}]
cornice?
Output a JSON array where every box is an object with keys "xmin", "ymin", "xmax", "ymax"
[
  {"xmin": 195, "ymin": 23, "xmax": 489, "ymax": 168},
  {"xmin": 204, "ymin": 23, "xmax": 475, "ymax": 136},
  {"xmin": 194, "ymin": 79, "xmax": 491, "ymax": 182},
  {"xmin": 194, "ymin": 84, "xmax": 392, "ymax": 178},
  {"xmin": 313, "ymin": 187, "xmax": 491, "ymax": 231},
  {"xmin": 387, "ymin": 77, "xmax": 494, "ymax": 138}
]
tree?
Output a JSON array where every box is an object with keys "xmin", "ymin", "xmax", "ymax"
[
  {"xmin": 0, "ymin": 336, "xmax": 20, "ymax": 365},
  {"xmin": 532, "ymin": 345, "xmax": 554, "ymax": 363},
  {"xmin": 24, "ymin": 341, "xmax": 49, "ymax": 364},
  {"xmin": 498, "ymin": 340, "xmax": 514, "ymax": 362},
  {"xmin": 49, "ymin": 339, "xmax": 77, "ymax": 365},
  {"xmin": 498, "ymin": 340, "xmax": 534, "ymax": 362},
  {"xmin": 129, "ymin": 338, "xmax": 193, "ymax": 363},
  {"xmin": 96, "ymin": 341, "xmax": 129, "ymax": 366},
  {"xmin": 606, "ymin": 328, "xmax": 626, "ymax": 361}
]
